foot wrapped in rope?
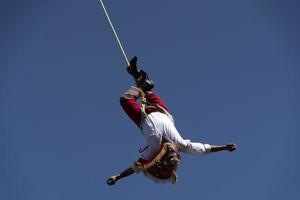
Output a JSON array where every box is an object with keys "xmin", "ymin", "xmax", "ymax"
[{"xmin": 127, "ymin": 56, "xmax": 154, "ymax": 92}]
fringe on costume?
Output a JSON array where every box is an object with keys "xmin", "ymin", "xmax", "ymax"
[{"xmin": 134, "ymin": 142, "xmax": 180, "ymax": 184}]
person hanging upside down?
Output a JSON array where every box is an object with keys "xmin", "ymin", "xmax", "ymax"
[{"xmin": 106, "ymin": 57, "xmax": 237, "ymax": 185}]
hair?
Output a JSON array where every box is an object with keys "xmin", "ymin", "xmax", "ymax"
[{"xmin": 143, "ymin": 143, "xmax": 180, "ymax": 184}]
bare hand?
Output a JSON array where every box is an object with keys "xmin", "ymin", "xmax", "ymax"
[
  {"xmin": 226, "ymin": 144, "xmax": 237, "ymax": 152},
  {"xmin": 106, "ymin": 176, "xmax": 118, "ymax": 186}
]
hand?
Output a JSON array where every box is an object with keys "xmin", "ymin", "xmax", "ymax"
[
  {"xmin": 226, "ymin": 144, "xmax": 237, "ymax": 152},
  {"xmin": 106, "ymin": 176, "xmax": 118, "ymax": 186}
]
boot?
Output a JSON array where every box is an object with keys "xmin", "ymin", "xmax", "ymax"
[
  {"xmin": 127, "ymin": 57, "xmax": 154, "ymax": 92},
  {"xmin": 127, "ymin": 56, "xmax": 140, "ymax": 80}
]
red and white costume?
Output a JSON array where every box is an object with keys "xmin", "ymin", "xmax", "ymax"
[{"xmin": 120, "ymin": 86, "xmax": 212, "ymax": 162}]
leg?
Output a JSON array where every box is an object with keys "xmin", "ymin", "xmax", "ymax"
[
  {"xmin": 145, "ymin": 91, "xmax": 169, "ymax": 112},
  {"xmin": 120, "ymin": 87, "xmax": 142, "ymax": 127}
]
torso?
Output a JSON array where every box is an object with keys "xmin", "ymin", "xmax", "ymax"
[{"xmin": 141, "ymin": 112, "xmax": 176, "ymax": 160}]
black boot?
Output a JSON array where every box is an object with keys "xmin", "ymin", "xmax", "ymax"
[
  {"xmin": 127, "ymin": 57, "xmax": 154, "ymax": 92},
  {"xmin": 137, "ymin": 70, "xmax": 154, "ymax": 92},
  {"xmin": 127, "ymin": 56, "xmax": 140, "ymax": 80}
]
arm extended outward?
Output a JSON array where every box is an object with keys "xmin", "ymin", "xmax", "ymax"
[
  {"xmin": 210, "ymin": 143, "xmax": 237, "ymax": 152},
  {"xmin": 106, "ymin": 167, "xmax": 136, "ymax": 186}
]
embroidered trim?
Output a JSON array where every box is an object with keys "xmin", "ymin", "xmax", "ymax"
[{"xmin": 134, "ymin": 142, "xmax": 180, "ymax": 184}]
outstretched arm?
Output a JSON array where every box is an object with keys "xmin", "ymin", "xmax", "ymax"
[
  {"xmin": 106, "ymin": 167, "xmax": 136, "ymax": 186},
  {"xmin": 210, "ymin": 143, "xmax": 237, "ymax": 152},
  {"xmin": 179, "ymin": 139, "xmax": 237, "ymax": 155}
]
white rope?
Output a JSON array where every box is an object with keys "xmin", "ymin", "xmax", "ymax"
[{"xmin": 99, "ymin": 0, "xmax": 130, "ymax": 66}]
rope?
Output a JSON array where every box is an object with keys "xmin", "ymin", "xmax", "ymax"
[
  {"xmin": 131, "ymin": 87, "xmax": 147, "ymax": 129},
  {"xmin": 98, "ymin": 0, "xmax": 130, "ymax": 66}
]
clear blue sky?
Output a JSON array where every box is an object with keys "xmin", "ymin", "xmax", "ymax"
[{"xmin": 1, "ymin": 0, "xmax": 299, "ymax": 200}]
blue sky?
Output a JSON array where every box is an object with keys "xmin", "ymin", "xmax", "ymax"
[{"xmin": 1, "ymin": 0, "xmax": 299, "ymax": 200}]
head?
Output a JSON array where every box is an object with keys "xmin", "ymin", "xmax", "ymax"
[{"xmin": 144, "ymin": 143, "xmax": 181, "ymax": 184}]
